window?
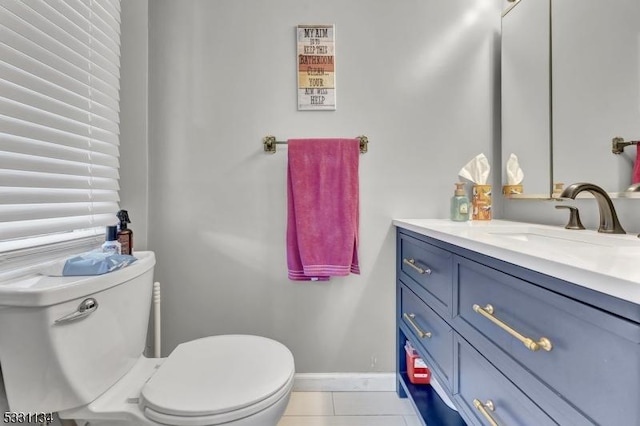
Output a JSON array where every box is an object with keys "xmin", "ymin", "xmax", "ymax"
[{"xmin": 0, "ymin": 0, "xmax": 122, "ymax": 257}]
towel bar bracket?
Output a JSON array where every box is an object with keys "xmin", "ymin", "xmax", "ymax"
[
  {"xmin": 263, "ymin": 135, "xmax": 368, "ymax": 154},
  {"xmin": 358, "ymin": 136, "xmax": 368, "ymax": 154},
  {"xmin": 612, "ymin": 136, "xmax": 640, "ymax": 154},
  {"xmin": 264, "ymin": 135, "xmax": 278, "ymax": 153}
]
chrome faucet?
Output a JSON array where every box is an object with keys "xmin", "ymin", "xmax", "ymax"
[{"xmin": 560, "ymin": 183, "xmax": 626, "ymax": 234}]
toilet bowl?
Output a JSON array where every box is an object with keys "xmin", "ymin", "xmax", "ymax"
[
  {"xmin": 0, "ymin": 252, "xmax": 294, "ymax": 426},
  {"xmin": 62, "ymin": 335, "xmax": 295, "ymax": 426}
]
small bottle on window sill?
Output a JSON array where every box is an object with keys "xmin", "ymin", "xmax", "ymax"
[
  {"xmin": 102, "ymin": 225, "xmax": 122, "ymax": 254},
  {"xmin": 116, "ymin": 209, "xmax": 134, "ymax": 255}
]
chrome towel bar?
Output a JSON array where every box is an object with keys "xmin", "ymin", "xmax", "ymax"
[{"xmin": 263, "ymin": 135, "xmax": 368, "ymax": 154}]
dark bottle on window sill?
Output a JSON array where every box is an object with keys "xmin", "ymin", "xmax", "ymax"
[{"xmin": 116, "ymin": 209, "xmax": 134, "ymax": 255}]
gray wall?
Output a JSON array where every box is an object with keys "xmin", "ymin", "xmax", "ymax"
[
  {"xmin": 119, "ymin": 0, "xmax": 149, "ymax": 250},
  {"xmin": 118, "ymin": 0, "xmax": 639, "ymax": 375},
  {"xmin": 142, "ymin": 0, "xmax": 501, "ymax": 373}
]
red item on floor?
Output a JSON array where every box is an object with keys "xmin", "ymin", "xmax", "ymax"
[{"xmin": 405, "ymin": 341, "xmax": 431, "ymax": 385}]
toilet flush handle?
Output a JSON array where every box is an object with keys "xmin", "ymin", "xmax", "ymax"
[{"xmin": 54, "ymin": 298, "xmax": 99, "ymax": 325}]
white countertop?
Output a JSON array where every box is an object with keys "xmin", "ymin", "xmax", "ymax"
[{"xmin": 393, "ymin": 219, "xmax": 640, "ymax": 305}]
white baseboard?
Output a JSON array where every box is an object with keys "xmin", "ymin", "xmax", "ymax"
[{"xmin": 293, "ymin": 373, "xmax": 396, "ymax": 392}]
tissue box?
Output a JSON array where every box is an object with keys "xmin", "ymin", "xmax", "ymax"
[
  {"xmin": 472, "ymin": 185, "xmax": 492, "ymax": 220},
  {"xmin": 405, "ymin": 341, "xmax": 431, "ymax": 385},
  {"xmin": 502, "ymin": 184, "xmax": 523, "ymax": 196}
]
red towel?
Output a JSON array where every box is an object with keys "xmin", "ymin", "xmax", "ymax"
[
  {"xmin": 633, "ymin": 146, "xmax": 640, "ymax": 184},
  {"xmin": 287, "ymin": 139, "xmax": 360, "ymax": 281}
]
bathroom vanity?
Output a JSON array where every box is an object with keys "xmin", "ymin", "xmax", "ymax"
[{"xmin": 394, "ymin": 219, "xmax": 640, "ymax": 425}]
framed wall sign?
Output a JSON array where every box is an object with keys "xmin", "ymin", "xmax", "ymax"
[{"xmin": 297, "ymin": 24, "xmax": 336, "ymax": 111}]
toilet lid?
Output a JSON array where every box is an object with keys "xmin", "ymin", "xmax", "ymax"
[{"xmin": 140, "ymin": 335, "xmax": 295, "ymax": 418}]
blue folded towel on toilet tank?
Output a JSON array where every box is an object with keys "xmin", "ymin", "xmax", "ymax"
[
  {"xmin": 40, "ymin": 251, "xmax": 137, "ymax": 276},
  {"xmin": 63, "ymin": 252, "xmax": 137, "ymax": 276}
]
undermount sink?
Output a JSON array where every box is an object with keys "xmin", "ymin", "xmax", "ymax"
[
  {"xmin": 486, "ymin": 227, "xmax": 640, "ymax": 248},
  {"xmin": 489, "ymin": 231, "xmax": 608, "ymax": 247}
]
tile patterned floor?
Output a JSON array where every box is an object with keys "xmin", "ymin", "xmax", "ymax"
[
  {"xmin": 278, "ymin": 391, "xmax": 420, "ymax": 426},
  {"xmin": 0, "ymin": 390, "xmax": 420, "ymax": 426}
]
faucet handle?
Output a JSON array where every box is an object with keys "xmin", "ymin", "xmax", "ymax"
[{"xmin": 555, "ymin": 205, "xmax": 585, "ymax": 230}]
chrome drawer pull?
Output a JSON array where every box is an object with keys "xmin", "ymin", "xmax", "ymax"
[
  {"xmin": 473, "ymin": 399, "xmax": 499, "ymax": 426},
  {"xmin": 402, "ymin": 313, "xmax": 432, "ymax": 339},
  {"xmin": 403, "ymin": 258, "xmax": 432, "ymax": 275},
  {"xmin": 473, "ymin": 304, "xmax": 553, "ymax": 352}
]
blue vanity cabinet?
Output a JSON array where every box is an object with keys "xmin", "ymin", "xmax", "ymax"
[
  {"xmin": 398, "ymin": 232, "xmax": 454, "ymax": 319},
  {"xmin": 453, "ymin": 335, "xmax": 555, "ymax": 426},
  {"xmin": 453, "ymin": 256, "xmax": 640, "ymax": 425},
  {"xmin": 399, "ymin": 283, "xmax": 454, "ymax": 390},
  {"xmin": 396, "ymin": 226, "xmax": 640, "ymax": 426},
  {"xmin": 396, "ymin": 232, "xmax": 466, "ymax": 426}
]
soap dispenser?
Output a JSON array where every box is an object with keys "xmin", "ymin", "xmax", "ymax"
[{"xmin": 450, "ymin": 182, "xmax": 470, "ymax": 222}]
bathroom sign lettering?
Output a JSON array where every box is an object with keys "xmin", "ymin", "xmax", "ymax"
[{"xmin": 297, "ymin": 25, "xmax": 336, "ymax": 110}]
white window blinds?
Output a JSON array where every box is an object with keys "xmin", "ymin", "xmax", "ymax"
[{"xmin": 0, "ymin": 0, "xmax": 122, "ymax": 252}]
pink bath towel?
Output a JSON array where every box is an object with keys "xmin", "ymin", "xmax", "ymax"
[
  {"xmin": 287, "ymin": 139, "xmax": 360, "ymax": 281},
  {"xmin": 633, "ymin": 146, "xmax": 640, "ymax": 184}
]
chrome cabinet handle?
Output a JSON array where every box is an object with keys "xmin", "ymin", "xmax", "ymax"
[
  {"xmin": 473, "ymin": 399, "xmax": 499, "ymax": 426},
  {"xmin": 403, "ymin": 258, "xmax": 431, "ymax": 275},
  {"xmin": 54, "ymin": 298, "xmax": 99, "ymax": 325},
  {"xmin": 402, "ymin": 313, "xmax": 432, "ymax": 339},
  {"xmin": 473, "ymin": 304, "xmax": 552, "ymax": 352}
]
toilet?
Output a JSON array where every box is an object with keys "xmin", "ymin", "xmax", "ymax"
[{"xmin": 0, "ymin": 252, "xmax": 294, "ymax": 425}]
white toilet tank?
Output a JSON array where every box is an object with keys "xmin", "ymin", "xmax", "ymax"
[{"xmin": 0, "ymin": 251, "xmax": 156, "ymax": 413}]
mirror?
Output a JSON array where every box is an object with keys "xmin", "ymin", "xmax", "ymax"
[
  {"xmin": 501, "ymin": 0, "xmax": 640, "ymax": 197},
  {"xmin": 501, "ymin": 0, "xmax": 551, "ymax": 197}
]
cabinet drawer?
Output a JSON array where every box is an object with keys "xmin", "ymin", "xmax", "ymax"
[
  {"xmin": 398, "ymin": 232, "xmax": 453, "ymax": 317},
  {"xmin": 453, "ymin": 335, "xmax": 555, "ymax": 426},
  {"xmin": 454, "ymin": 256, "xmax": 640, "ymax": 425},
  {"xmin": 399, "ymin": 284, "xmax": 454, "ymax": 389}
]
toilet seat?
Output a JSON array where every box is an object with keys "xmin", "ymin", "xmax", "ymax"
[
  {"xmin": 140, "ymin": 335, "xmax": 295, "ymax": 425},
  {"xmin": 143, "ymin": 373, "xmax": 294, "ymax": 426}
]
